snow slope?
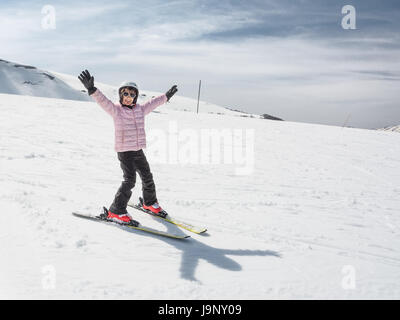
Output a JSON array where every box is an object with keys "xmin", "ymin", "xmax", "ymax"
[
  {"xmin": 1, "ymin": 92, "xmax": 400, "ymax": 299},
  {"xmin": 0, "ymin": 57, "xmax": 254, "ymax": 116},
  {"xmin": 0, "ymin": 59, "xmax": 90, "ymax": 101},
  {"xmin": 379, "ymin": 125, "xmax": 400, "ymax": 133},
  {"xmin": 53, "ymin": 70, "xmax": 252, "ymax": 117}
]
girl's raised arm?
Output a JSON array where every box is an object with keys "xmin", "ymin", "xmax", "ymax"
[
  {"xmin": 79, "ymin": 70, "xmax": 117, "ymax": 117},
  {"xmin": 141, "ymin": 85, "xmax": 178, "ymax": 116}
]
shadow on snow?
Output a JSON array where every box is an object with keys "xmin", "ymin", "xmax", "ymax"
[{"xmin": 121, "ymin": 216, "xmax": 281, "ymax": 282}]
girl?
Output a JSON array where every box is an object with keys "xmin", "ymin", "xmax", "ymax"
[{"xmin": 78, "ymin": 70, "xmax": 177, "ymax": 226}]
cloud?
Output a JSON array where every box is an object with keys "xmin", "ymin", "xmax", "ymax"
[{"xmin": 1, "ymin": 0, "xmax": 400, "ymax": 129}]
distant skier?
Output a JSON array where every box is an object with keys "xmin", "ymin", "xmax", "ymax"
[{"xmin": 78, "ymin": 70, "xmax": 178, "ymax": 225}]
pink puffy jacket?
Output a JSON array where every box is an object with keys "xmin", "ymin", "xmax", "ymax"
[{"xmin": 91, "ymin": 89, "xmax": 168, "ymax": 152}]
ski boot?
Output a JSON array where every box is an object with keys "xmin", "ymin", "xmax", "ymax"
[
  {"xmin": 101, "ymin": 207, "xmax": 139, "ymax": 227},
  {"xmin": 140, "ymin": 198, "xmax": 168, "ymax": 218}
]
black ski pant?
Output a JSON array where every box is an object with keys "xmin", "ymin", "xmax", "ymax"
[{"xmin": 109, "ymin": 150, "xmax": 157, "ymax": 215}]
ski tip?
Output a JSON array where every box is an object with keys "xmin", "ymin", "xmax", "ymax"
[
  {"xmin": 168, "ymin": 233, "xmax": 191, "ymax": 240},
  {"xmin": 72, "ymin": 212, "xmax": 85, "ymax": 217},
  {"xmin": 191, "ymin": 229, "xmax": 207, "ymax": 235}
]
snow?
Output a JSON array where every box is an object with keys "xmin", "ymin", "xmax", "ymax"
[
  {"xmin": 0, "ymin": 59, "xmax": 90, "ymax": 102},
  {"xmin": 52, "ymin": 70, "xmax": 252, "ymax": 117},
  {"xmin": 379, "ymin": 125, "xmax": 400, "ymax": 133},
  {"xmin": 1, "ymin": 82, "xmax": 400, "ymax": 299}
]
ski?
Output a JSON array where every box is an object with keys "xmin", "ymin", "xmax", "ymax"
[
  {"xmin": 72, "ymin": 211, "xmax": 190, "ymax": 240},
  {"xmin": 128, "ymin": 198, "xmax": 207, "ymax": 234}
]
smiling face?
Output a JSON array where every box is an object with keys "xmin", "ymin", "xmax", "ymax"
[{"xmin": 120, "ymin": 87, "xmax": 137, "ymax": 106}]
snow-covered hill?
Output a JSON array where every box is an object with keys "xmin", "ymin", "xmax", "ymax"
[
  {"xmin": 379, "ymin": 125, "xmax": 400, "ymax": 133},
  {"xmin": 0, "ymin": 58, "xmax": 256, "ymax": 117},
  {"xmin": 0, "ymin": 59, "xmax": 90, "ymax": 101},
  {"xmin": 53, "ymin": 70, "xmax": 252, "ymax": 117},
  {"xmin": 0, "ymin": 88, "xmax": 400, "ymax": 299}
]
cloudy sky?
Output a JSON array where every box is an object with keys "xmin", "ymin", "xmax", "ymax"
[{"xmin": 1, "ymin": 0, "xmax": 400, "ymax": 129}]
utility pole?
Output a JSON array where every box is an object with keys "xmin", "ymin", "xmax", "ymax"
[
  {"xmin": 196, "ymin": 80, "xmax": 202, "ymax": 114},
  {"xmin": 342, "ymin": 113, "xmax": 351, "ymax": 128}
]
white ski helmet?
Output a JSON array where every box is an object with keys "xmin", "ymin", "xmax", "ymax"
[{"xmin": 118, "ymin": 81, "xmax": 139, "ymax": 105}]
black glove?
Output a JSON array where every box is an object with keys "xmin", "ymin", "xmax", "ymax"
[
  {"xmin": 78, "ymin": 70, "xmax": 97, "ymax": 95},
  {"xmin": 165, "ymin": 85, "xmax": 178, "ymax": 101}
]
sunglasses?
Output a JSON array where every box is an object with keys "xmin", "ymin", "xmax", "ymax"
[{"xmin": 122, "ymin": 92, "xmax": 136, "ymax": 98}]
